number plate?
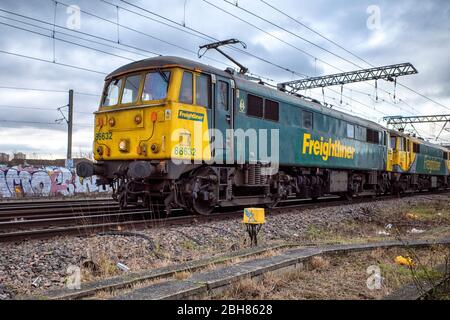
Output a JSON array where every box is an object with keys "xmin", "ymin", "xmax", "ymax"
[{"xmin": 95, "ymin": 132, "xmax": 113, "ymax": 141}]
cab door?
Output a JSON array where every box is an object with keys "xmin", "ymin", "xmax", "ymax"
[
  {"xmin": 406, "ymin": 138, "xmax": 411, "ymax": 171},
  {"xmin": 213, "ymin": 75, "xmax": 234, "ymax": 163}
]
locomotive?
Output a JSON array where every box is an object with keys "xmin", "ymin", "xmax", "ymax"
[{"xmin": 77, "ymin": 56, "xmax": 450, "ymax": 214}]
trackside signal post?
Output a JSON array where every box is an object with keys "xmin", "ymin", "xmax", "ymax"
[{"xmin": 243, "ymin": 208, "xmax": 265, "ymax": 246}]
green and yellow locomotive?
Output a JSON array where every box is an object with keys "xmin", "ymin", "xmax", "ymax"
[{"xmin": 77, "ymin": 56, "xmax": 450, "ymax": 214}]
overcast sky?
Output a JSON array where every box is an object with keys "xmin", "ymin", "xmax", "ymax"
[{"xmin": 0, "ymin": 0, "xmax": 449, "ymax": 158}]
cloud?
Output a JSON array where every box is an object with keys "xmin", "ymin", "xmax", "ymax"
[{"xmin": 0, "ymin": 0, "xmax": 449, "ymax": 158}]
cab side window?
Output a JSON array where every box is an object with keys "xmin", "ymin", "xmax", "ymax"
[
  {"xmin": 218, "ymin": 81, "xmax": 229, "ymax": 110},
  {"xmin": 390, "ymin": 137, "xmax": 396, "ymax": 149},
  {"xmin": 179, "ymin": 71, "xmax": 193, "ymax": 104},
  {"xmin": 302, "ymin": 111, "xmax": 313, "ymax": 130},
  {"xmin": 196, "ymin": 74, "xmax": 211, "ymax": 108}
]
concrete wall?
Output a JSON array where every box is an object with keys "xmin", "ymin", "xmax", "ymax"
[{"xmin": 0, "ymin": 165, "xmax": 111, "ymax": 198}]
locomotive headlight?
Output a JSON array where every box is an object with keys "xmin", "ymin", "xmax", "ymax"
[
  {"xmin": 108, "ymin": 117, "xmax": 115, "ymax": 127},
  {"xmin": 96, "ymin": 146, "xmax": 104, "ymax": 155},
  {"xmin": 134, "ymin": 114, "xmax": 142, "ymax": 124},
  {"xmin": 119, "ymin": 139, "xmax": 129, "ymax": 152}
]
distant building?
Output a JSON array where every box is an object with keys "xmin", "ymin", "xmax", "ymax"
[
  {"xmin": 13, "ymin": 152, "xmax": 26, "ymax": 160},
  {"xmin": 0, "ymin": 153, "xmax": 9, "ymax": 163}
]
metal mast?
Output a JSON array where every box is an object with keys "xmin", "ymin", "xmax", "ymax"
[
  {"xmin": 278, "ymin": 63, "xmax": 418, "ymax": 93},
  {"xmin": 383, "ymin": 114, "xmax": 450, "ymax": 141}
]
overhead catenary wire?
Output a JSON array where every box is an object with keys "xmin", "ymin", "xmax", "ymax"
[
  {"xmin": 1, "ymin": 1, "xmax": 443, "ymax": 126},
  {"xmin": 258, "ymin": 0, "xmax": 374, "ymax": 68},
  {"xmin": 0, "ymin": 21, "xmax": 138, "ymax": 62},
  {"xmin": 256, "ymin": 0, "xmax": 450, "ymax": 114},
  {"xmin": 0, "ymin": 9, "xmax": 273, "ymax": 87},
  {"xmin": 0, "ymin": 104, "xmax": 92, "ymax": 114},
  {"xmin": 0, "ymin": 14, "xmax": 154, "ymax": 60},
  {"xmin": 0, "ymin": 119, "xmax": 92, "ymax": 127},
  {"xmin": 221, "ymin": 0, "xmax": 364, "ymax": 71},
  {"xmin": 115, "ymin": 0, "xmax": 308, "ymax": 78},
  {"xmin": 202, "ymin": 0, "xmax": 340, "ymax": 72},
  {"xmin": 207, "ymin": 0, "xmax": 418, "ymax": 116},
  {"xmin": 52, "ymin": 0, "xmax": 236, "ymax": 70},
  {"xmin": 115, "ymin": 0, "xmax": 392, "ymax": 117},
  {"xmin": 110, "ymin": 0, "xmax": 390, "ymax": 116},
  {"xmin": 0, "ymin": 8, "xmax": 162, "ymax": 58},
  {"xmin": 0, "ymin": 49, "xmax": 106, "ymax": 75},
  {"xmin": 0, "ymin": 85, "xmax": 100, "ymax": 97},
  {"xmin": 0, "ymin": 5, "xmax": 400, "ymax": 119}
]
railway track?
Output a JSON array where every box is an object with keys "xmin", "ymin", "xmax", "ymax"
[
  {"xmin": 0, "ymin": 191, "xmax": 448, "ymax": 243},
  {"xmin": 0, "ymin": 198, "xmax": 113, "ymax": 210}
]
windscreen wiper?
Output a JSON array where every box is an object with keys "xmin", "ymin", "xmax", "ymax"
[{"xmin": 157, "ymin": 69, "xmax": 169, "ymax": 83}]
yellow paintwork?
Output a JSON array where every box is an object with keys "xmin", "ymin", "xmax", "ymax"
[
  {"xmin": 93, "ymin": 68, "xmax": 211, "ymax": 162},
  {"xmin": 242, "ymin": 208, "xmax": 265, "ymax": 224},
  {"xmin": 386, "ymin": 148, "xmax": 393, "ymax": 172},
  {"xmin": 391, "ymin": 136, "xmax": 417, "ymax": 172}
]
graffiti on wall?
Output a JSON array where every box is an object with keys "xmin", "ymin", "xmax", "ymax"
[{"xmin": 0, "ymin": 165, "xmax": 111, "ymax": 198}]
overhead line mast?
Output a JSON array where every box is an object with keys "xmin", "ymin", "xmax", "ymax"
[
  {"xmin": 278, "ymin": 63, "xmax": 418, "ymax": 93},
  {"xmin": 383, "ymin": 114, "xmax": 450, "ymax": 141}
]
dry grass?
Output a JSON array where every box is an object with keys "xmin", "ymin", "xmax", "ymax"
[
  {"xmin": 298, "ymin": 198, "xmax": 450, "ymax": 246},
  {"xmin": 213, "ymin": 246, "xmax": 450, "ymax": 300},
  {"xmin": 309, "ymin": 256, "xmax": 330, "ymax": 270},
  {"xmin": 173, "ymin": 271, "xmax": 191, "ymax": 281}
]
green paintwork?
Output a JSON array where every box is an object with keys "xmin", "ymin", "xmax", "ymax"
[{"xmin": 232, "ymin": 81, "xmax": 387, "ymax": 170}]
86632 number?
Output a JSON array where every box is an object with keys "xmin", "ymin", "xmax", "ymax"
[{"xmin": 95, "ymin": 132, "xmax": 112, "ymax": 141}]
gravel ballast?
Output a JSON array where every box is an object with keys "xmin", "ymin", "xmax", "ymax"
[{"xmin": 0, "ymin": 193, "xmax": 449, "ymax": 299}]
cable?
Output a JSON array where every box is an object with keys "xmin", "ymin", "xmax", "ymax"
[
  {"xmin": 0, "ymin": 8, "xmax": 161, "ymax": 58},
  {"xmin": 221, "ymin": 0, "xmax": 363, "ymax": 70},
  {"xmin": 53, "ymin": 0, "xmax": 231, "ymax": 69},
  {"xmin": 0, "ymin": 3, "xmax": 398, "ymax": 120},
  {"xmin": 202, "ymin": 0, "xmax": 340, "ymax": 72},
  {"xmin": 397, "ymin": 83, "xmax": 450, "ymax": 112},
  {"xmin": 115, "ymin": 0, "xmax": 307, "ymax": 78},
  {"xmin": 208, "ymin": 0, "xmax": 415, "ymax": 115},
  {"xmin": 258, "ymin": 0, "xmax": 373, "ymax": 68},
  {"xmin": 0, "ymin": 85, "xmax": 100, "ymax": 97},
  {"xmin": 257, "ymin": 0, "xmax": 450, "ymax": 114},
  {"xmin": 0, "ymin": 104, "xmax": 92, "ymax": 114},
  {"xmin": 0, "ymin": 14, "xmax": 153, "ymax": 60},
  {"xmin": 0, "ymin": 49, "xmax": 106, "ymax": 75},
  {"xmin": 110, "ymin": 0, "xmax": 382, "ymax": 115},
  {"xmin": 0, "ymin": 21, "xmax": 137, "ymax": 62},
  {"xmin": 0, "ymin": 119, "xmax": 92, "ymax": 127}
]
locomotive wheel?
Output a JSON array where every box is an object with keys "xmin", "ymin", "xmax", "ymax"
[{"xmin": 190, "ymin": 167, "xmax": 218, "ymax": 215}]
